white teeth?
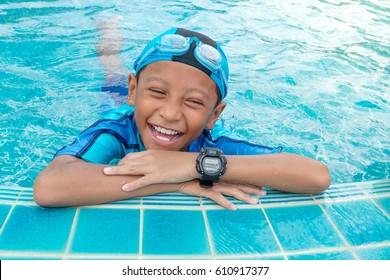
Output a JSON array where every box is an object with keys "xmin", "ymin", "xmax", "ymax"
[
  {"xmin": 156, "ymin": 135, "xmax": 170, "ymax": 142},
  {"xmin": 153, "ymin": 125, "xmax": 180, "ymax": 135}
]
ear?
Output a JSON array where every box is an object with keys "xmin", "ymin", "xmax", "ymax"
[
  {"xmin": 206, "ymin": 102, "xmax": 227, "ymax": 130},
  {"xmin": 127, "ymin": 74, "xmax": 137, "ymax": 106}
]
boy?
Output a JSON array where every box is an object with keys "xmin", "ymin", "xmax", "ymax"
[{"xmin": 34, "ymin": 26, "xmax": 330, "ymax": 210}]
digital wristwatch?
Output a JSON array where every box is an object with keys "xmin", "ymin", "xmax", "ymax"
[{"xmin": 196, "ymin": 147, "xmax": 227, "ymax": 188}]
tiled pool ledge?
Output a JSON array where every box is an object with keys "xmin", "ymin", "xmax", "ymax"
[{"xmin": 0, "ymin": 179, "xmax": 389, "ymax": 260}]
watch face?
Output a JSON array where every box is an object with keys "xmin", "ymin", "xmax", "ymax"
[{"xmin": 202, "ymin": 157, "xmax": 222, "ymax": 175}]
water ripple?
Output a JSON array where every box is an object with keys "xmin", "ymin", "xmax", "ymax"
[{"xmin": 0, "ymin": 0, "xmax": 389, "ymax": 186}]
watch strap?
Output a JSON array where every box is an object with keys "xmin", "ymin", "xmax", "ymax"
[{"xmin": 199, "ymin": 179, "xmax": 213, "ymax": 188}]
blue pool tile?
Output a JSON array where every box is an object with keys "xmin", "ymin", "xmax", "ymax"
[
  {"xmin": 365, "ymin": 181, "xmax": 390, "ymax": 196},
  {"xmin": 315, "ymin": 183, "xmax": 365, "ymax": 201},
  {"xmin": 238, "ymin": 255, "xmax": 285, "ymax": 260},
  {"xmin": 260, "ymin": 190, "xmax": 314, "ymax": 204},
  {"xmin": 288, "ymin": 250, "xmax": 355, "ymax": 260},
  {"xmin": 70, "ymin": 208, "xmax": 140, "ymax": 255},
  {"xmin": 0, "ymin": 204, "xmax": 11, "ymax": 229},
  {"xmin": 110, "ymin": 197, "xmax": 141, "ymax": 206},
  {"xmin": 375, "ymin": 197, "xmax": 390, "ymax": 215},
  {"xmin": 323, "ymin": 200, "xmax": 390, "ymax": 246},
  {"xmin": 265, "ymin": 205, "xmax": 344, "ymax": 251},
  {"xmin": 143, "ymin": 193, "xmax": 200, "ymax": 206},
  {"xmin": 17, "ymin": 189, "xmax": 34, "ymax": 203},
  {"xmin": 355, "ymin": 246, "xmax": 390, "ymax": 260},
  {"xmin": 202, "ymin": 197, "xmax": 248, "ymax": 206},
  {"xmin": 0, "ymin": 188, "xmax": 20, "ymax": 202},
  {"xmin": 0, "ymin": 206, "xmax": 75, "ymax": 253},
  {"xmin": 206, "ymin": 209, "xmax": 280, "ymax": 255},
  {"xmin": 142, "ymin": 210, "xmax": 210, "ymax": 255}
]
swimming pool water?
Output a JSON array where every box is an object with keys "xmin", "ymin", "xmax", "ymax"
[
  {"xmin": 0, "ymin": 0, "xmax": 389, "ymax": 261},
  {"xmin": 0, "ymin": 0, "xmax": 389, "ymax": 188}
]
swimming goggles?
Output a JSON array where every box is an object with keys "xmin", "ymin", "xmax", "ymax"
[{"xmin": 133, "ymin": 33, "xmax": 228, "ymax": 99}]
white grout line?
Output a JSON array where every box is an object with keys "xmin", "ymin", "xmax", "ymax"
[
  {"xmin": 0, "ymin": 250, "xmax": 65, "ymax": 259},
  {"xmin": 354, "ymin": 241, "xmax": 390, "ymax": 250},
  {"xmin": 313, "ymin": 196, "xmax": 360, "ymax": 260},
  {"xmin": 2, "ymin": 241, "xmax": 390, "ymax": 260},
  {"xmin": 260, "ymin": 208, "xmax": 287, "ymax": 260},
  {"xmin": 283, "ymin": 246, "xmax": 351, "ymax": 258},
  {"xmin": 138, "ymin": 207, "xmax": 144, "ymax": 257},
  {"xmin": 201, "ymin": 207, "xmax": 216, "ymax": 259},
  {"xmin": 356, "ymin": 181, "xmax": 390, "ymax": 220},
  {"xmin": 64, "ymin": 208, "xmax": 80, "ymax": 259},
  {"xmin": 0, "ymin": 189, "xmax": 24, "ymax": 235},
  {"xmin": 0, "ymin": 204, "xmax": 15, "ymax": 235},
  {"xmin": 0, "ymin": 201, "xmax": 37, "ymax": 206},
  {"xmin": 368, "ymin": 198, "xmax": 390, "ymax": 220}
]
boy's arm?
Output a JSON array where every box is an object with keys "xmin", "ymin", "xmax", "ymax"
[
  {"xmin": 33, "ymin": 155, "xmax": 176, "ymax": 207},
  {"xmin": 33, "ymin": 155, "xmax": 263, "ymax": 209},
  {"xmin": 222, "ymin": 152, "xmax": 331, "ymax": 194},
  {"xmin": 105, "ymin": 150, "xmax": 330, "ymax": 194}
]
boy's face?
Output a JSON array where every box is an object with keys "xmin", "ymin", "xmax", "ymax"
[{"xmin": 127, "ymin": 61, "xmax": 226, "ymax": 151}]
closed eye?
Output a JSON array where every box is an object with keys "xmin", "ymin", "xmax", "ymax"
[
  {"xmin": 186, "ymin": 99, "xmax": 205, "ymax": 108},
  {"xmin": 190, "ymin": 99, "xmax": 203, "ymax": 105},
  {"xmin": 149, "ymin": 88, "xmax": 166, "ymax": 97}
]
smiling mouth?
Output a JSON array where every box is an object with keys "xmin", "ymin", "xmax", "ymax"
[{"xmin": 149, "ymin": 124, "xmax": 184, "ymax": 144}]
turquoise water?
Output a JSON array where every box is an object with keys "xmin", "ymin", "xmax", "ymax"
[
  {"xmin": 0, "ymin": 0, "xmax": 389, "ymax": 188},
  {"xmin": 0, "ymin": 0, "xmax": 389, "ymax": 261}
]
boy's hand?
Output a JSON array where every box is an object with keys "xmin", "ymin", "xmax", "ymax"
[
  {"xmin": 178, "ymin": 180, "xmax": 266, "ymax": 210},
  {"xmin": 103, "ymin": 150, "xmax": 198, "ymax": 191}
]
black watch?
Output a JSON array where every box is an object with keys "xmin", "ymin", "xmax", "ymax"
[{"xmin": 196, "ymin": 147, "xmax": 227, "ymax": 188}]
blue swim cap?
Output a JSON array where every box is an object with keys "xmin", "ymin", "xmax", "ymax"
[{"xmin": 133, "ymin": 28, "xmax": 229, "ymax": 100}]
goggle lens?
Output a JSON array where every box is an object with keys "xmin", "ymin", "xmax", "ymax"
[
  {"xmin": 155, "ymin": 34, "xmax": 222, "ymax": 71},
  {"xmin": 195, "ymin": 43, "xmax": 222, "ymax": 71},
  {"xmin": 157, "ymin": 34, "xmax": 189, "ymax": 53}
]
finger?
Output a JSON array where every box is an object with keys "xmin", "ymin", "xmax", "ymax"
[
  {"xmin": 213, "ymin": 185, "xmax": 259, "ymax": 205},
  {"xmin": 200, "ymin": 189, "xmax": 237, "ymax": 211},
  {"xmin": 216, "ymin": 181, "xmax": 266, "ymax": 196},
  {"xmin": 122, "ymin": 175, "xmax": 156, "ymax": 191},
  {"xmin": 235, "ymin": 185, "xmax": 267, "ymax": 196},
  {"xmin": 214, "ymin": 181, "xmax": 266, "ymax": 196}
]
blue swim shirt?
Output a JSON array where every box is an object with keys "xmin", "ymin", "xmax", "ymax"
[{"xmin": 54, "ymin": 106, "xmax": 282, "ymax": 165}]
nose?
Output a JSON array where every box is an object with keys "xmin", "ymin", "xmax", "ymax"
[{"xmin": 159, "ymin": 99, "xmax": 182, "ymax": 122}]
